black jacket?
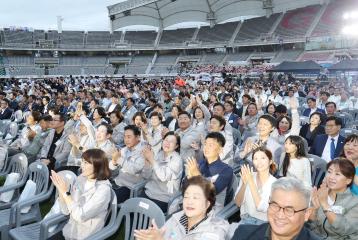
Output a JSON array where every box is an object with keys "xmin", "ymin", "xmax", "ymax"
[
  {"xmin": 299, "ymin": 124, "xmax": 325, "ymax": 147},
  {"xmin": 231, "ymin": 223, "xmax": 322, "ymax": 240}
]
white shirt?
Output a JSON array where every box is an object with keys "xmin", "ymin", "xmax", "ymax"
[
  {"xmin": 322, "ymin": 135, "xmax": 339, "ymax": 163},
  {"xmin": 107, "ymin": 103, "xmax": 117, "ymax": 113},
  {"xmin": 240, "ymin": 105, "xmax": 248, "ymax": 119},
  {"xmin": 328, "ymin": 95, "xmax": 341, "ymax": 103},
  {"xmin": 286, "ymin": 157, "xmax": 312, "ymax": 188},
  {"xmin": 267, "ymin": 94, "xmax": 283, "ymax": 105},
  {"xmin": 337, "ymin": 100, "xmax": 353, "ymax": 111},
  {"xmin": 236, "ymin": 173, "xmax": 277, "ymax": 221}
]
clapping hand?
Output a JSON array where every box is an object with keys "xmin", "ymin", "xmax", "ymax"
[
  {"xmin": 142, "ymin": 146, "xmax": 155, "ymax": 165},
  {"xmin": 134, "ymin": 219, "xmax": 165, "ymax": 240},
  {"xmin": 239, "ymin": 164, "xmax": 254, "ymax": 185},
  {"xmin": 50, "ymin": 170, "xmax": 67, "ymax": 195},
  {"xmin": 185, "ymin": 157, "xmax": 201, "ymax": 178},
  {"xmin": 112, "ymin": 148, "xmax": 121, "ymax": 166}
]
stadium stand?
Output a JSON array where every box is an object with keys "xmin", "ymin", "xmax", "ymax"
[
  {"xmin": 159, "ymin": 28, "xmax": 196, "ymax": 45},
  {"xmin": 274, "ymin": 5, "xmax": 321, "ymax": 38},
  {"xmin": 226, "ymin": 52, "xmax": 251, "ymax": 62},
  {"xmin": 197, "ymin": 22, "xmax": 237, "ymax": 43},
  {"xmin": 271, "ymin": 49, "xmax": 303, "ymax": 62},
  {"xmin": 235, "ymin": 14, "xmax": 280, "ymax": 41},
  {"xmin": 86, "ymin": 31, "xmax": 111, "ymax": 46},
  {"xmin": 59, "ymin": 31, "xmax": 85, "ymax": 46},
  {"xmin": 298, "ymin": 51, "xmax": 334, "ymax": 61},
  {"xmin": 151, "ymin": 54, "xmax": 178, "ymax": 74},
  {"xmin": 124, "ymin": 31, "xmax": 157, "ymax": 45},
  {"xmin": 3, "ymin": 29, "xmax": 33, "ymax": 45},
  {"xmin": 312, "ymin": 0, "xmax": 355, "ymax": 37}
]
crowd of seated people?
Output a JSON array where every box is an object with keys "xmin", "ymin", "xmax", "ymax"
[{"xmin": 0, "ymin": 73, "xmax": 357, "ymax": 239}]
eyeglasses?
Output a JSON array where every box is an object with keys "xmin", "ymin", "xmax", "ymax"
[{"xmin": 268, "ymin": 202, "xmax": 307, "ymax": 217}]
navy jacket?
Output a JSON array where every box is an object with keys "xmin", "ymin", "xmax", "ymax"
[
  {"xmin": 226, "ymin": 112, "xmax": 239, "ymax": 129},
  {"xmin": 309, "ymin": 134, "xmax": 345, "ymax": 159},
  {"xmin": 231, "ymin": 223, "xmax": 321, "ymax": 240},
  {"xmin": 0, "ymin": 108, "xmax": 12, "ymax": 120},
  {"xmin": 302, "ymin": 108, "xmax": 325, "ymax": 117}
]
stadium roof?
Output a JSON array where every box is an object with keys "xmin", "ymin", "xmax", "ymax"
[{"xmin": 108, "ymin": 0, "xmax": 322, "ymax": 30}]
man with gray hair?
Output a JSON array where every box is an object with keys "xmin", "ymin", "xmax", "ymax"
[{"xmin": 232, "ymin": 177, "xmax": 321, "ymax": 240}]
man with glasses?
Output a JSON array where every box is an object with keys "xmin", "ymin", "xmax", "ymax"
[
  {"xmin": 0, "ymin": 99, "xmax": 12, "ymax": 120},
  {"xmin": 232, "ymin": 177, "xmax": 320, "ymax": 239},
  {"xmin": 309, "ymin": 116, "xmax": 345, "ymax": 162},
  {"xmin": 38, "ymin": 113, "xmax": 71, "ymax": 170}
]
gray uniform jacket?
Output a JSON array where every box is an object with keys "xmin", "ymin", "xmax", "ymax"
[
  {"xmin": 109, "ymin": 142, "xmax": 146, "ymax": 188},
  {"xmin": 23, "ymin": 129, "xmax": 50, "ymax": 162},
  {"xmin": 38, "ymin": 128, "xmax": 71, "ymax": 167},
  {"xmin": 142, "ymin": 151, "xmax": 183, "ymax": 202},
  {"xmin": 176, "ymin": 126, "xmax": 201, "ymax": 163},
  {"xmin": 310, "ymin": 188, "xmax": 358, "ymax": 240},
  {"xmin": 60, "ymin": 176, "xmax": 112, "ymax": 240},
  {"xmin": 112, "ymin": 122, "xmax": 126, "ymax": 147},
  {"xmin": 162, "ymin": 211, "xmax": 230, "ymax": 240}
]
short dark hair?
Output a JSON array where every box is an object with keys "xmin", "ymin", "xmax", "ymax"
[
  {"xmin": 325, "ymin": 101, "xmax": 336, "ymax": 108},
  {"xmin": 182, "ymin": 176, "xmax": 216, "ymax": 214},
  {"xmin": 39, "ymin": 114, "xmax": 52, "ymax": 122},
  {"xmin": 307, "ymin": 97, "xmax": 316, "ymax": 102},
  {"xmin": 320, "ymin": 91, "xmax": 330, "ymax": 97},
  {"xmin": 94, "ymin": 107, "xmax": 107, "ymax": 119},
  {"xmin": 42, "ymin": 96, "xmax": 50, "ymax": 102},
  {"xmin": 206, "ymin": 132, "xmax": 226, "ymax": 147},
  {"xmin": 210, "ymin": 115, "xmax": 226, "ymax": 129},
  {"xmin": 259, "ymin": 114, "xmax": 277, "ymax": 127},
  {"xmin": 124, "ymin": 125, "xmax": 141, "ymax": 136},
  {"xmin": 275, "ymin": 104, "xmax": 287, "ymax": 114},
  {"xmin": 327, "ymin": 158, "xmax": 355, "ymax": 187},
  {"xmin": 149, "ymin": 111, "xmax": 163, "ymax": 121},
  {"xmin": 277, "ymin": 115, "xmax": 292, "ymax": 130},
  {"xmin": 132, "ymin": 111, "xmax": 147, "ymax": 124},
  {"xmin": 178, "ymin": 111, "xmax": 191, "ymax": 119},
  {"xmin": 30, "ymin": 111, "xmax": 42, "ymax": 122},
  {"xmin": 326, "ymin": 116, "xmax": 342, "ymax": 127},
  {"xmin": 213, "ymin": 103, "xmax": 225, "ymax": 111},
  {"xmin": 82, "ymin": 149, "xmax": 111, "ymax": 180}
]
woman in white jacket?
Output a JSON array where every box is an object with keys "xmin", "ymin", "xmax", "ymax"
[
  {"xmin": 134, "ymin": 176, "xmax": 230, "ymax": 240},
  {"xmin": 50, "ymin": 149, "xmax": 112, "ymax": 240}
]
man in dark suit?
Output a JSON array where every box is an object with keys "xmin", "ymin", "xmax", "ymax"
[
  {"xmin": 309, "ymin": 116, "xmax": 345, "ymax": 162},
  {"xmin": 302, "ymin": 97, "xmax": 325, "ymax": 117},
  {"xmin": 0, "ymin": 99, "xmax": 13, "ymax": 120},
  {"xmin": 237, "ymin": 94, "xmax": 251, "ymax": 119},
  {"xmin": 232, "ymin": 177, "xmax": 320, "ymax": 240},
  {"xmin": 224, "ymin": 100, "xmax": 239, "ymax": 129}
]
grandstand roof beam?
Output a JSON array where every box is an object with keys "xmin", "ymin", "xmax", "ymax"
[
  {"xmin": 108, "ymin": 0, "xmax": 160, "ymax": 16},
  {"xmin": 154, "ymin": 2, "xmax": 164, "ymax": 30},
  {"xmin": 205, "ymin": 0, "xmax": 216, "ymax": 27}
]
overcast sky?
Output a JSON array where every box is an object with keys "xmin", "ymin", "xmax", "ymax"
[{"xmin": 0, "ymin": 0, "xmax": 126, "ymax": 31}]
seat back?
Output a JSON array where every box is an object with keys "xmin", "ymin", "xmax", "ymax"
[
  {"xmin": 14, "ymin": 110, "xmax": 23, "ymax": 123},
  {"xmin": 55, "ymin": 171, "xmax": 77, "ymax": 196},
  {"xmin": 232, "ymin": 128, "xmax": 241, "ymax": 146},
  {"xmin": 118, "ymin": 198, "xmax": 166, "ymax": 240},
  {"xmin": 0, "ymin": 119, "xmax": 11, "ymax": 136},
  {"xmin": 8, "ymin": 122, "xmax": 19, "ymax": 138},
  {"xmin": 307, "ymin": 154, "xmax": 327, "ymax": 187},
  {"xmin": 0, "ymin": 145, "xmax": 9, "ymax": 171},
  {"xmin": 340, "ymin": 128, "xmax": 358, "ymax": 138},
  {"xmin": 224, "ymin": 173, "xmax": 239, "ymax": 206},
  {"xmin": 8, "ymin": 153, "xmax": 28, "ymax": 181},
  {"xmin": 27, "ymin": 162, "xmax": 49, "ymax": 195}
]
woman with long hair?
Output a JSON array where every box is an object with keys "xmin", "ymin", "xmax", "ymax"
[
  {"xmin": 299, "ymin": 112, "xmax": 325, "ymax": 148},
  {"xmin": 235, "ymin": 147, "xmax": 277, "ymax": 225},
  {"xmin": 280, "ymin": 135, "xmax": 312, "ymax": 187}
]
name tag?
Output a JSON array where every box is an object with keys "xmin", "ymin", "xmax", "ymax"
[
  {"xmin": 229, "ymin": 120, "xmax": 233, "ymax": 123},
  {"xmin": 331, "ymin": 206, "xmax": 344, "ymax": 214}
]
